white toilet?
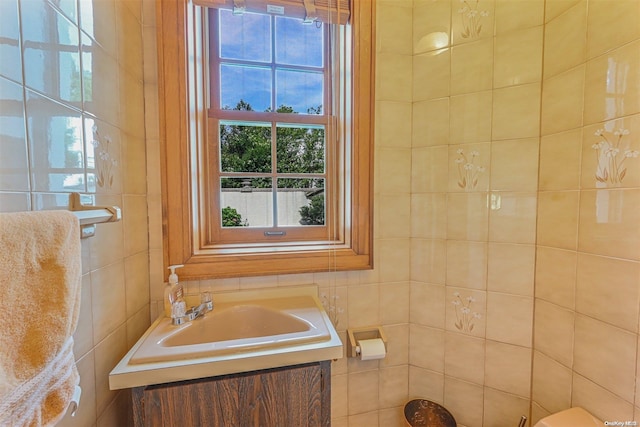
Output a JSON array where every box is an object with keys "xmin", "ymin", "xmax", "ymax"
[{"xmin": 534, "ymin": 407, "xmax": 602, "ymax": 427}]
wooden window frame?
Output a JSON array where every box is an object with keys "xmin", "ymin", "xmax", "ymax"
[{"xmin": 157, "ymin": 0, "xmax": 374, "ymax": 279}]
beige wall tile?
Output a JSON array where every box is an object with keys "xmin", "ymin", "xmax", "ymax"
[
  {"xmin": 444, "ymin": 377, "xmax": 484, "ymax": 427},
  {"xmin": 446, "ymin": 240, "xmax": 488, "ymax": 290},
  {"xmin": 348, "ymin": 284, "xmax": 380, "ymax": 328},
  {"xmin": 543, "ymin": 0, "xmax": 587, "ymax": 78},
  {"xmin": 411, "ymin": 238, "xmax": 446, "ymax": 284},
  {"xmin": 376, "ymin": 101, "xmax": 412, "ymax": 148},
  {"xmin": 413, "ymin": 49, "xmax": 451, "ymax": 101},
  {"xmin": 380, "ymin": 282, "xmax": 410, "ymax": 325},
  {"xmin": 574, "ymin": 315, "xmax": 637, "ymax": 402},
  {"xmin": 74, "ymin": 274, "xmax": 94, "ymax": 358},
  {"xmin": 122, "ymin": 194, "xmax": 148, "ymax": 256},
  {"xmin": 450, "ymin": 0, "xmax": 495, "ymax": 46},
  {"xmin": 494, "ymin": 27, "xmax": 543, "ymax": 89},
  {"xmin": 532, "ymin": 351, "xmax": 572, "ymax": 414},
  {"xmin": 119, "ymin": 73, "xmax": 145, "ymax": 139},
  {"xmin": 534, "ymin": 247, "xmax": 576, "ymax": 309},
  {"xmin": 413, "ymin": 98, "xmax": 449, "ymax": 147},
  {"xmin": 580, "ymin": 117, "xmax": 640, "ymax": 190},
  {"xmin": 378, "ymin": 194, "xmax": 411, "ymax": 239},
  {"xmin": 410, "ymin": 282, "xmax": 446, "ymax": 328},
  {"xmin": 412, "ymin": 193, "xmax": 447, "ymax": 239},
  {"xmin": 487, "ymin": 243, "xmax": 535, "ymax": 296},
  {"xmin": 89, "ymin": 196, "xmax": 125, "ymax": 270},
  {"xmin": 348, "ymin": 411, "xmax": 379, "ymax": 425},
  {"xmin": 539, "ymin": 129, "xmax": 583, "ymax": 190},
  {"xmin": 536, "ymin": 191, "xmax": 579, "ymax": 250},
  {"xmin": 445, "ymin": 331, "xmax": 485, "ymax": 385},
  {"xmin": 376, "ymin": 52, "xmax": 413, "ymax": 102},
  {"xmin": 531, "ymin": 402, "xmax": 552, "ymax": 427},
  {"xmin": 124, "ymin": 252, "xmax": 150, "ymax": 318},
  {"xmin": 541, "ymin": 66, "xmax": 585, "ymax": 136},
  {"xmin": 578, "ymin": 189, "xmax": 640, "ymax": 261},
  {"xmin": 534, "ymin": 299, "xmax": 575, "ymax": 368},
  {"xmin": 121, "ymin": 134, "xmax": 147, "ymax": 194},
  {"xmin": 544, "ymin": 0, "xmax": 581, "ymax": 23},
  {"xmin": 488, "ymin": 192, "xmax": 537, "ymax": 244},
  {"xmin": 446, "ymin": 287, "xmax": 486, "ymax": 338},
  {"xmin": 126, "ymin": 304, "xmax": 150, "ymax": 348},
  {"xmin": 572, "ymin": 373, "xmax": 635, "ymax": 423},
  {"xmin": 485, "ymin": 340, "xmax": 531, "ymax": 397},
  {"xmin": 379, "ymin": 407, "xmax": 404, "ymax": 427},
  {"xmin": 379, "ymin": 365, "xmax": 409, "ymax": 408},
  {"xmin": 451, "ymin": 38, "xmax": 493, "ymax": 95},
  {"xmin": 331, "ymin": 374, "xmax": 348, "ymax": 418},
  {"xmin": 483, "ymin": 387, "xmax": 530, "ymax": 427},
  {"xmin": 381, "ymin": 324, "xmax": 409, "ymax": 367},
  {"xmin": 449, "ymin": 91, "xmax": 493, "ymax": 144},
  {"xmin": 378, "ymin": 239, "xmax": 411, "ymax": 283},
  {"xmin": 412, "ymin": 146, "xmax": 449, "ymax": 193},
  {"xmin": 409, "ymin": 324, "xmax": 445, "ymax": 372},
  {"xmin": 94, "ymin": 325, "xmax": 128, "ymax": 415},
  {"xmin": 376, "ymin": 147, "xmax": 411, "ymax": 194},
  {"xmin": 91, "ymin": 261, "xmax": 126, "ymax": 344},
  {"xmin": 486, "ymin": 292, "xmax": 533, "ymax": 346},
  {"xmin": 448, "ymin": 143, "xmax": 490, "ymax": 192},
  {"xmin": 492, "ymin": 83, "xmax": 541, "ymax": 141},
  {"xmin": 376, "ymin": 3, "xmax": 413, "ymax": 55},
  {"xmin": 584, "ymin": 40, "xmax": 640, "ymax": 126},
  {"xmin": 447, "ymin": 192, "xmax": 489, "ymax": 241},
  {"xmin": 490, "ymin": 138, "xmax": 539, "ymax": 191},
  {"xmin": 408, "ymin": 366, "xmax": 444, "ymax": 404},
  {"xmin": 494, "ymin": 0, "xmax": 544, "ymax": 34},
  {"xmin": 576, "ymin": 253, "xmax": 640, "ymax": 332},
  {"xmin": 586, "ymin": 0, "xmax": 640, "ymax": 60},
  {"xmin": 348, "ymin": 370, "xmax": 380, "ymax": 415},
  {"xmin": 413, "ymin": 1, "xmax": 451, "ymax": 55}
]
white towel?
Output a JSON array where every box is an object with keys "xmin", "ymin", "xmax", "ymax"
[{"xmin": 0, "ymin": 211, "xmax": 82, "ymax": 427}]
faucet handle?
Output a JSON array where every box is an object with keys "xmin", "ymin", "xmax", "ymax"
[{"xmin": 201, "ymin": 291, "xmax": 213, "ymax": 311}]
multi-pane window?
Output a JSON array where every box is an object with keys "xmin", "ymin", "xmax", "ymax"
[
  {"xmin": 157, "ymin": 0, "xmax": 373, "ymax": 278},
  {"xmin": 208, "ymin": 8, "xmax": 335, "ymax": 245}
]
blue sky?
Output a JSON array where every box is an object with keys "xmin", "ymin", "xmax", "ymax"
[{"xmin": 218, "ymin": 10, "xmax": 325, "ymax": 114}]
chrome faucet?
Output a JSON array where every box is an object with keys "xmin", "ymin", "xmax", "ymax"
[{"xmin": 171, "ymin": 292, "xmax": 213, "ymax": 326}]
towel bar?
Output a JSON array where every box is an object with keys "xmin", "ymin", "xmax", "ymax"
[{"xmin": 68, "ymin": 193, "xmax": 121, "ymax": 238}]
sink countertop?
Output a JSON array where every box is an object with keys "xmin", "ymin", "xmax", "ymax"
[{"xmin": 109, "ymin": 285, "xmax": 343, "ymax": 390}]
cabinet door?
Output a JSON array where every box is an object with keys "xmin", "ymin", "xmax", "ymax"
[{"xmin": 141, "ymin": 362, "xmax": 330, "ymax": 427}]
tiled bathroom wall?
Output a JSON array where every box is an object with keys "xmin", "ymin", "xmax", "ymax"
[
  {"xmin": 533, "ymin": 0, "xmax": 640, "ymax": 424},
  {"xmin": 0, "ymin": 0, "xmax": 150, "ymax": 425},
  {"xmin": 411, "ymin": 1, "xmax": 542, "ymax": 426},
  {"xmin": 2, "ymin": 0, "xmax": 639, "ymax": 426}
]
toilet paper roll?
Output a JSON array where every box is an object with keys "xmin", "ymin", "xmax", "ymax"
[{"xmin": 357, "ymin": 338, "xmax": 386, "ymax": 360}]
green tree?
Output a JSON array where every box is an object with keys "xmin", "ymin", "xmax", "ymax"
[
  {"xmin": 220, "ymin": 100, "xmax": 326, "ymax": 225},
  {"xmin": 222, "ymin": 206, "xmax": 248, "ymax": 227},
  {"xmin": 298, "ymin": 194, "xmax": 325, "ymax": 225}
]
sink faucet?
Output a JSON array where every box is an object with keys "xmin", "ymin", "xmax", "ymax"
[{"xmin": 171, "ymin": 292, "xmax": 213, "ymax": 326}]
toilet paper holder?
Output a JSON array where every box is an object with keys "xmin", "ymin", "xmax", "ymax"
[{"xmin": 347, "ymin": 326, "xmax": 387, "ymax": 358}]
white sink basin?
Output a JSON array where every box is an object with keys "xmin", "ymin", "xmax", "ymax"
[
  {"xmin": 109, "ymin": 286, "xmax": 343, "ymax": 389},
  {"xmin": 161, "ymin": 304, "xmax": 311, "ymax": 347}
]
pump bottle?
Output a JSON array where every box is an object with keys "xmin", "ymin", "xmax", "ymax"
[{"xmin": 164, "ymin": 264, "xmax": 184, "ymax": 317}]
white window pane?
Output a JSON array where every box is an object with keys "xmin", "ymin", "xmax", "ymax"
[
  {"xmin": 219, "ymin": 10, "xmax": 271, "ymax": 62},
  {"xmin": 277, "ymin": 178, "xmax": 324, "ymax": 226},
  {"xmin": 220, "ymin": 64, "xmax": 271, "ymax": 111},
  {"xmin": 275, "ymin": 16, "xmax": 323, "ymax": 67},
  {"xmin": 220, "ymin": 177, "xmax": 272, "ymax": 227},
  {"xmin": 275, "ymin": 69, "xmax": 323, "ymax": 114}
]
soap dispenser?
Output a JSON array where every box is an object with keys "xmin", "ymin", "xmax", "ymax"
[{"xmin": 164, "ymin": 264, "xmax": 184, "ymax": 317}]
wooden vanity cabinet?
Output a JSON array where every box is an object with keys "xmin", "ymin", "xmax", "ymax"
[{"xmin": 131, "ymin": 361, "xmax": 332, "ymax": 427}]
